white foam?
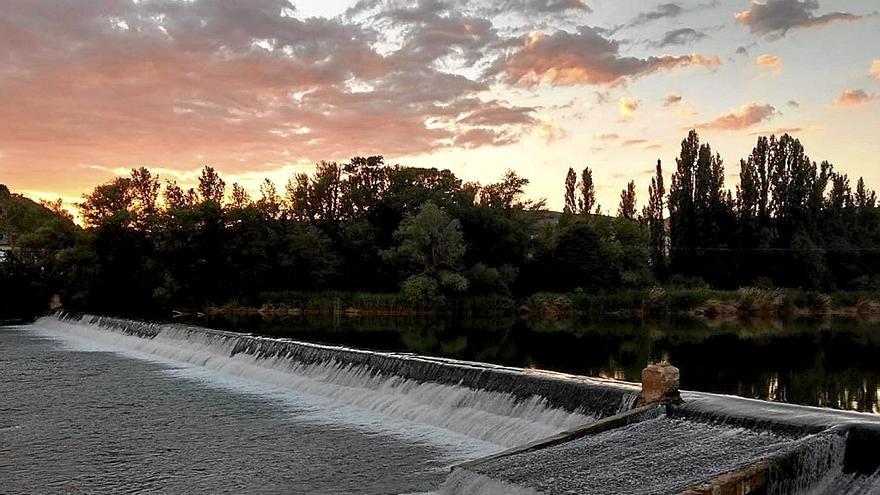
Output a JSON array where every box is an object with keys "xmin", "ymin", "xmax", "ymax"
[{"xmin": 29, "ymin": 317, "xmax": 595, "ymax": 452}]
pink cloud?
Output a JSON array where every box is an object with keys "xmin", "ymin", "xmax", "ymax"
[
  {"xmin": 697, "ymin": 102, "xmax": 777, "ymax": 130},
  {"xmin": 490, "ymin": 26, "xmax": 720, "ymax": 87},
  {"xmin": 833, "ymin": 89, "xmax": 876, "ymax": 108}
]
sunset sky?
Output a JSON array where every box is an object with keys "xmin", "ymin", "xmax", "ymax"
[{"xmin": 1, "ymin": 0, "xmax": 878, "ymax": 212}]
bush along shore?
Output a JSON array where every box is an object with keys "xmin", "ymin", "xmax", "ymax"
[{"xmin": 204, "ymin": 287, "xmax": 880, "ymax": 321}]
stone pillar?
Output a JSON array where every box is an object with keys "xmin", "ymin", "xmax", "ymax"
[{"xmin": 637, "ymin": 361, "xmax": 680, "ymax": 407}]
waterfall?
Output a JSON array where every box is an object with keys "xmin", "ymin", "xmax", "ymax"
[{"xmin": 31, "ymin": 313, "xmax": 638, "ymax": 449}]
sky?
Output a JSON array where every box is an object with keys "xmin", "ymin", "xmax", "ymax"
[{"xmin": 0, "ymin": 0, "xmax": 878, "ymax": 213}]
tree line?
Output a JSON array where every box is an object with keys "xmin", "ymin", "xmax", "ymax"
[{"xmin": 1, "ymin": 130, "xmax": 878, "ymax": 318}]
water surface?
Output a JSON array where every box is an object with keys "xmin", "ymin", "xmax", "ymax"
[{"xmin": 0, "ymin": 326, "xmax": 495, "ymax": 494}]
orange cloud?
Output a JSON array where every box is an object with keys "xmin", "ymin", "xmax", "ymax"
[
  {"xmin": 618, "ymin": 97, "xmax": 640, "ymax": 118},
  {"xmin": 535, "ymin": 115, "xmax": 568, "ymax": 143},
  {"xmin": 756, "ymin": 54, "xmax": 783, "ymax": 77},
  {"xmin": 833, "ymin": 89, "xmax": 876, "ymax": 108},
  {"xmin": 871, "ymin": 60, "xmax": 880, "ymax": 81},
  {"xmin": 697, "ymin": 102, "xmax": 777, "ymax": 130}
]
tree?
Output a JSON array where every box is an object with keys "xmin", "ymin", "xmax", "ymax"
[
  {"xmin": 669, "ymin": 130, "xmax": 736, "ymax": 284},
  {"xmin": 643, "ymin": 160, "xmax": 666, "ymax": 278},
  {"xmin": 342, "ymin": 156, "xmax": 388, "ymax": 218},
  {"xmin": 578, "ymin": 167, "xmax": 595, "ymax": 215},
  {"xmin": 480, "ymin": 170, "xmax": 545, "ymax": 211},
  {"xmin": 563, "ymin": 167, "xmax": 577, "ymax": 214},
  {"xmin": 387, "ymin": 202, "xmax": 467, "ymax": 299},
  {"xmin": 258, "ymin": 179, "xmax": 282, "ymax": 220},
  {"xmin": 553, "ymin": 220, "xmax": 617, "ymax": 290},
  {"xmin": 618, "ymin": 180, "xmax": 637, "ymax": 220},
  {"xmin": 855, "ymin": 177, "xmax": 877, "ymax": 210},
  {"xmin": 163, "ymin": 180, "xmax": 196, "ymax": 211},
  {"xmin": 197, "ymin": 166, "xmax": 226, "ymax": 205},
  {"xmin": 79, "ymin": 178, "xmax": 133, "ymax": 228},
  {"xmin": 129, "ymin": 167, "xmax": 160, "ymax": 231},
  {"xmin": 229, "ymin": 183, "xmax": 252, "ymax": 210}
]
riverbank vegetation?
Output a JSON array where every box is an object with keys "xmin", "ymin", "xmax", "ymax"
[{"xmin": 2, "ymin": 130, "xmax": 880, "ymax": 320}]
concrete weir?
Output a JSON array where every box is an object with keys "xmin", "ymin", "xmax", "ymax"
[
  {"xmin": 31, "ymin": 313, "xmax": 880, "ymax": 494},
  {"xmin": 441, "ymin": 364, "xmax": 880, "ymax": 495}
]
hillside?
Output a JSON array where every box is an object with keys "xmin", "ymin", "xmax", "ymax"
[{"xmin": 0, "ymin": 184, "xmax": 78, "ymax": 243}]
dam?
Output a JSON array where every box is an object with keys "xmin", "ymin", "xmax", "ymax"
[{"xmin": 2, "ymin": 313, "xmax": 879, "ymax": 494}]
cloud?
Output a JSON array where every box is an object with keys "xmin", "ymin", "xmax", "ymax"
[
  {"xmin": 595, "ymin": 133, "xmax": 619, "ymax": 140},
  {"xmin": 749, "ymin": 126, "xmax": 804, "ymax": 135},
  {"xmin": 663, "ymin": 94, "xmax": 683, "ymax": 106},
  {"xmin": 787, "ymin": 100, "xmax": 800, "ymax": 108},
  {"xmin": 736, "ymin": 46, "xmax": 749, "ymax": 56},
  {"xmin": 755, "ymin": 54, "xmax": 783, "ymax": 76},
  {"xmin": 662, "ymin": 93, "xmax": 697, "ymax": 116},
  {"xmin": 652, "ymin": 28, "xmax": 707, "ymax": 47},
  {"xmin": 871, "ymin": 60, "xmax": 880, "ymax": 81},
  {"xmin": 0, "ymin": 0, "xmax": 549, "ymax": 184},
  {"xmin": 833, "ymin": 89, "xmax": 876, "ymax": 107},
  {"xmin": 489, "ymin": 26, "xmax": 720, "ymax": 86},
  {"xmin": 735, "ymin": 0, "xmax": 865, "ymax": 38},
  {"xmin": 623, "ymin": 139, "xmax": 648, "ymax": 146},
  {"xmin": 697, "ymin": 102, "xmax": 777, "ymax": 130},
  {"xmin": 619, "ymin": 97, "xmax": 640, "ymax": 118},
  {"xmin": 629, "ymin": 3, "xmax": 684, "ymax": 27},
  {"xmin": 535, "ymin": 115, "xmax": 568, "ymax": 143},
  {"xmin": 489, "ymin": 0, "xmax": 591, "ymax": 15}
]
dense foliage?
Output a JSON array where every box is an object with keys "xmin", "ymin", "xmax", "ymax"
[{"xmin": 1, "ymin": 130, "xmax": 878, "ymax": 318}]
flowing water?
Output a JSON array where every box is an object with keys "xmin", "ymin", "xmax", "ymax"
[
  {"xmin": 0, "ymin": 316, "xmax": 631, "ymax": 494},
  {"xmin": 3, "ymin": 315, "xmax": 879, "ymax": 494},
  {"xmin": 443, "ymin": 416, "xmax": 817, "ymax": 495},
  {"xmin": 193, "ymin": 313, "xmax": 880, "ymax": 414}
]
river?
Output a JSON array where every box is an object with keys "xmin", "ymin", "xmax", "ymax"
[{"xmin": 0, "ymin": 324, "xmax": 499, "ymax": 494}]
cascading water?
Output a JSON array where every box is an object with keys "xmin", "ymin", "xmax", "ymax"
[
  {"xmin": 13, "ymin": 313, "xmax": 880, "ymax": 494},
  {"xmin": 30, "ymin": 313, "xmax": 638, "ymax": 449}
]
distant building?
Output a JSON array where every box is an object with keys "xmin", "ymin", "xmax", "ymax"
[{"xmin": 0, "ymin": 231, "xmax": 11, "ymax": 261}]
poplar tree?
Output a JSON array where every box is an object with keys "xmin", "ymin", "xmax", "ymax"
[
  {"xmin": 618, "ymin": 181, "xmax": 636, "ymax": 220},
  {"xmin": 578, "ymin": 167, "xmax": 595, "ymax": 215},
  {"xmin": 563, "ymin": 167, "xmax": 577, "ymax": 214}
]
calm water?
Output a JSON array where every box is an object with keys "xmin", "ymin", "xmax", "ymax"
[
  {"xmin": 0, "ymin": 326, "xmax": 496, "ymax": 494},
  {"xmin": 194, "ymin": 314, "xmax": 880, "ymax": 414}
]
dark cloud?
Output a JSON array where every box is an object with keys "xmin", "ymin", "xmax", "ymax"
[
  {"xmin": 483, "ymin": 0, "xmax": 591, "ymax": 15},
  {"xmin": 735, "ymin": 46, "xmax": 749, "ymax": 56},
  {"xmin": 652, "ymin": 28, "xmax": 707, "ymax": 47},
  {"xmin": 664, "ymin": 94, "xmax": 683, "ymax": 106},
  {"xmin": 351, "ymin": 0, "xmax": 590, "ymax": 22},
  {"xmin": 488, "ymin": 26, "xmax": 720, "ymax": 87},
  {"xmin": 787, "ymin": 100, "xmax": 800, "ymax": 108},
  {"xmin": 629, "ymin": 3, "xmax": 684, "ymax": 27},
  {"xmin": 735, "ymin": 0, "xmax": 865, "ymax": 38}
]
